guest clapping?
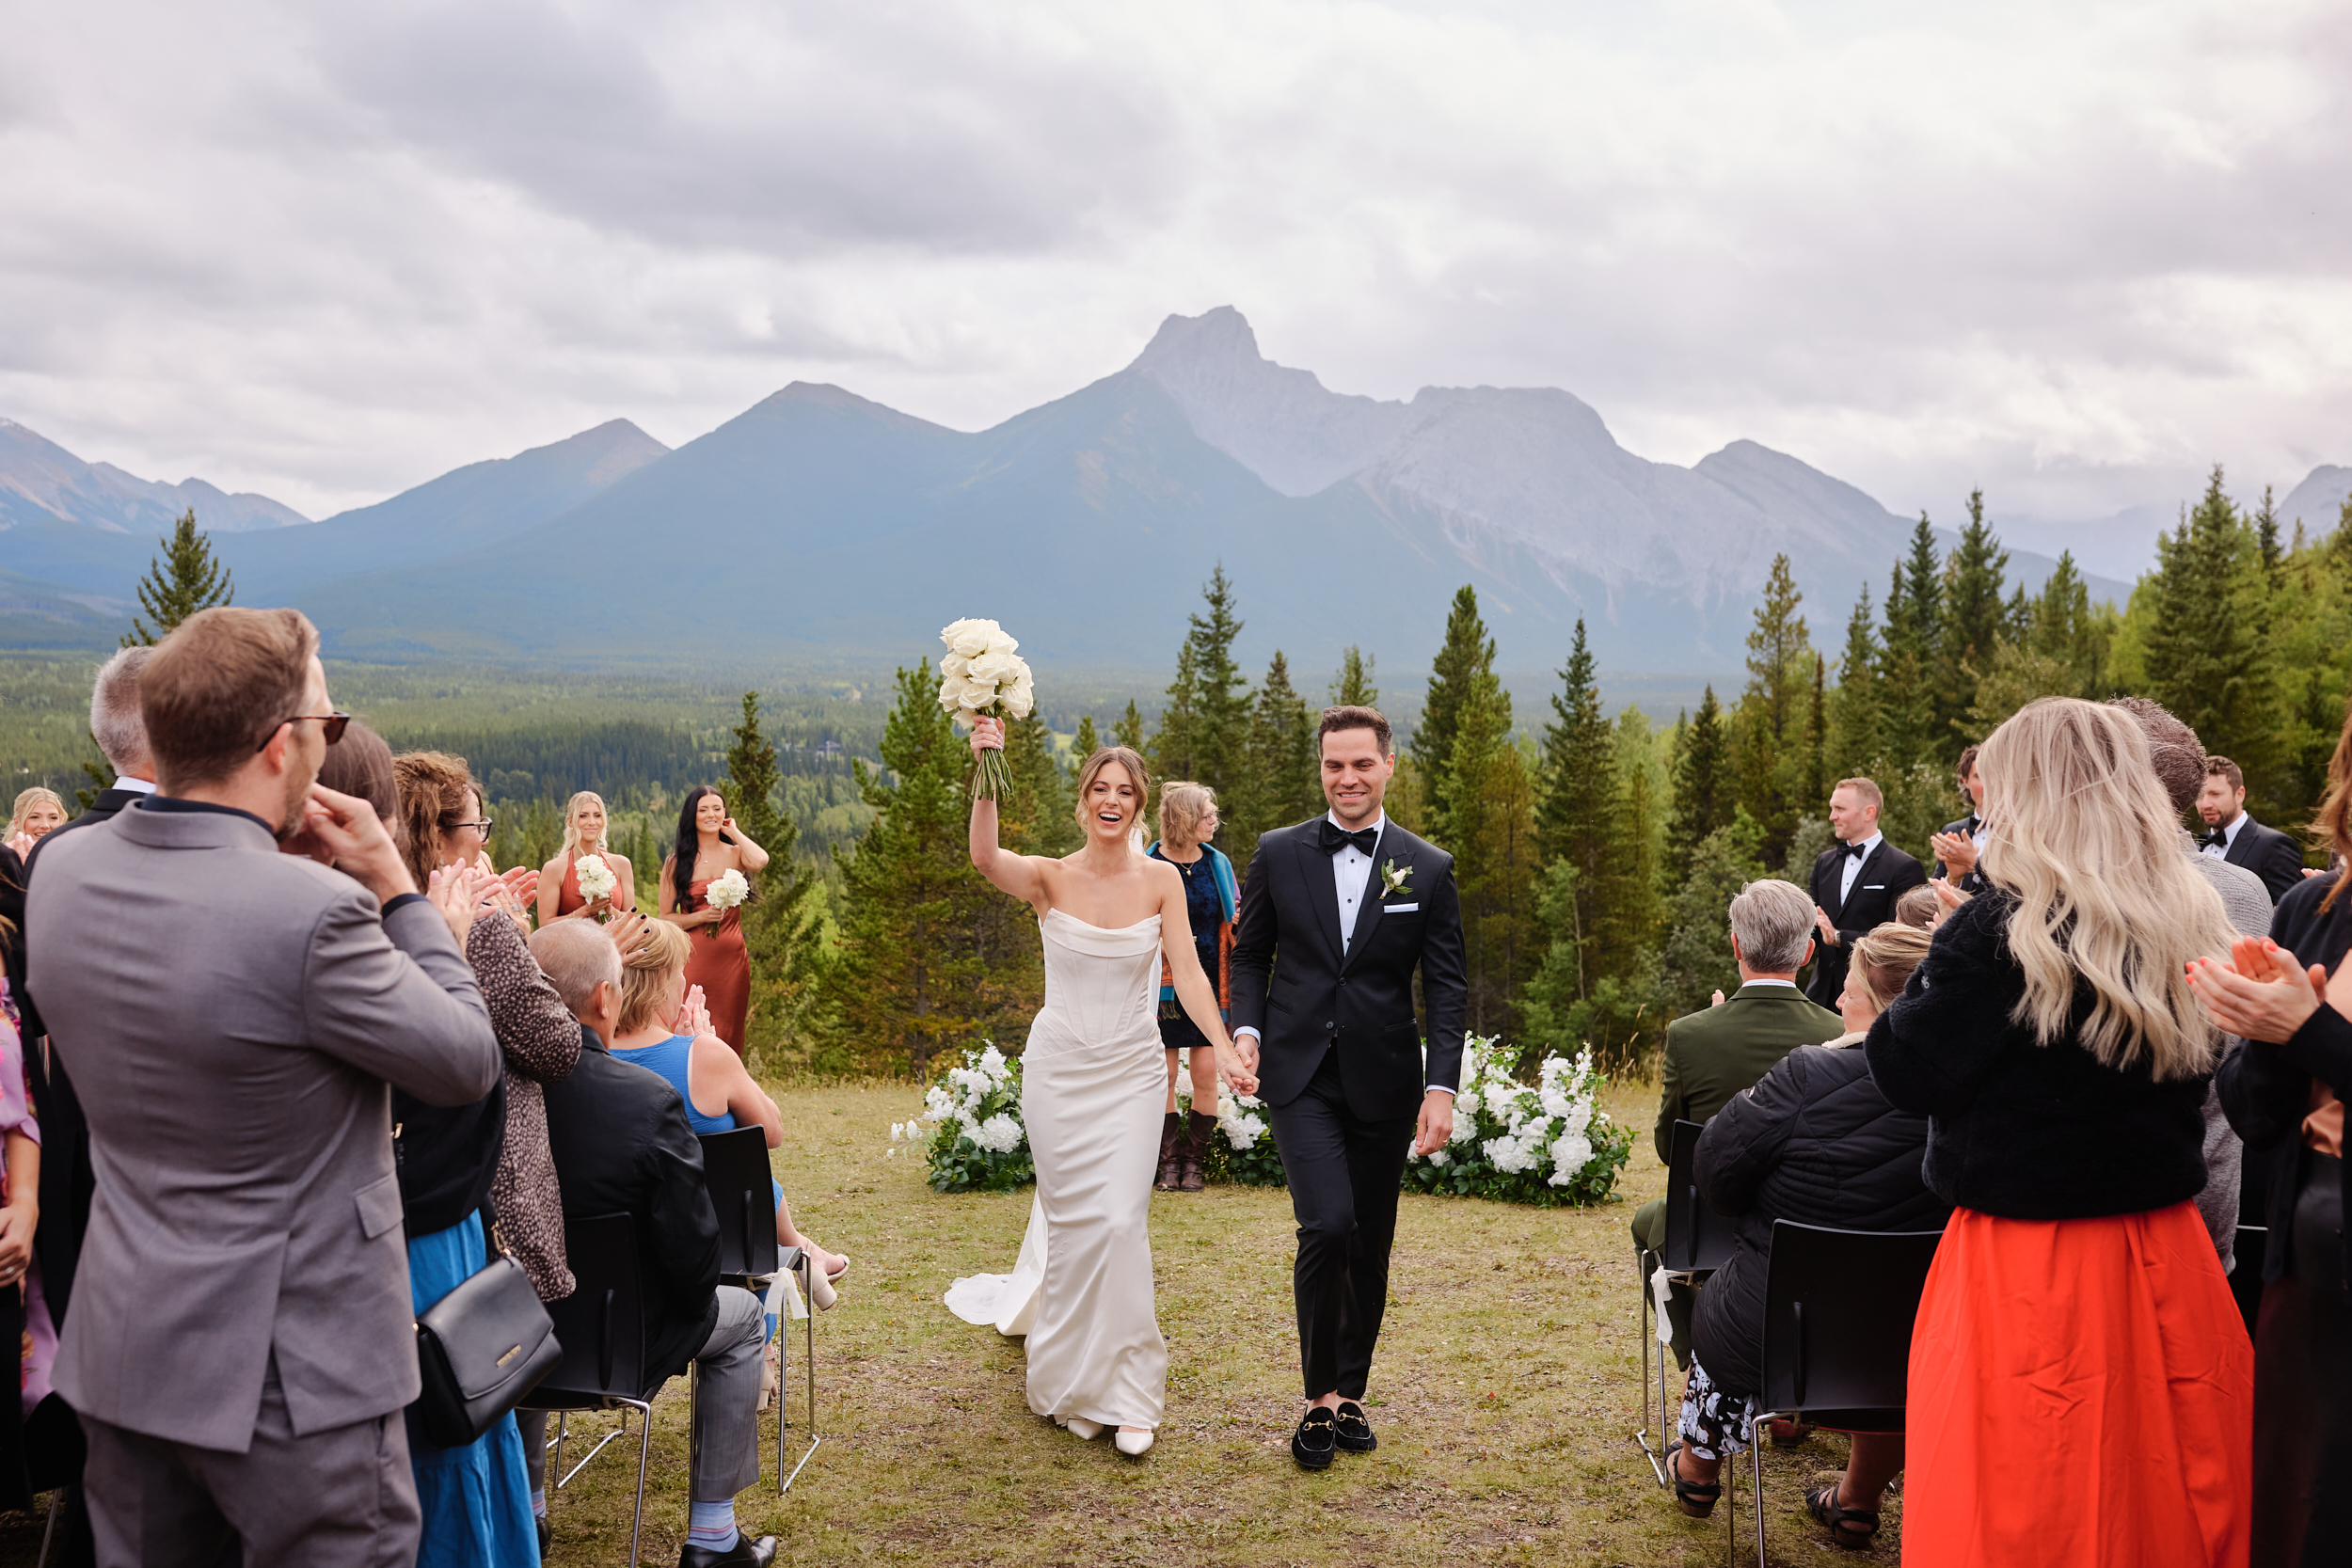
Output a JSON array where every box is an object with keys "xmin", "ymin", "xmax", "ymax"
[
  {"xmin": 1927, "ymin": 744, "xmax": 1988, "ymax": 894},
  {"xmin": 5, "ymin": 787, "xmax": 65, "ymax": 858},
  {"xmin": 1665, "ymin": 921, "xmax": 1946, "ymax": 1549},
  {"xmin": 659, "ymin": 786, "xmax": 770, "ymax": 1057},
  {"xmin": 537, "ymin": 789, "xmax": 636, "ymax": 925},
  {"xmin": 2200, "ymin": 700, "xmax": 2352, "ymax": 1567},
  {"xmin": 1868, "ymin": 697, "xmax": 2249, "ymax": 1568},
  {"xmin": 1803, "ymin": 777, "xmax": 1925, "ymax": 1007}
]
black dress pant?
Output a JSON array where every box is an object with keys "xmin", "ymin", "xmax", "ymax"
[
  {"xmin": 1267, "ymin": 1051, "xmax": 1417, "ymax": 1401},
  {"xmin": 2252, "ymin": 1150, "xmax": 2350, "ymax": 1568}
]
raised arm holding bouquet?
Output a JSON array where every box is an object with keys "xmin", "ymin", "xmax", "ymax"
[
  {"xmin": 938, "ymin": 618, "xmax": 1035, "ymax": 799},
  {"xmin": 943, "ymin": 711, "xmax": 1255, "ymax": 1460}
]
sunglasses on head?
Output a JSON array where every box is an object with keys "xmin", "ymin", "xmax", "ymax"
[{"xmin": 256, "ymin": 712, "xmax": 352, "ymax": 752}]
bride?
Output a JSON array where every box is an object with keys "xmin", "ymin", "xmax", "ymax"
[{"xmin": 944, "ymin": 721, "xmax": 1257, "ymax": 1457}]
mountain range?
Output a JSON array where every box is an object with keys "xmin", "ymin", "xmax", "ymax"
[{"xmin": 1, "ymin": 308, "xmax": 2241, "ymax": 682}]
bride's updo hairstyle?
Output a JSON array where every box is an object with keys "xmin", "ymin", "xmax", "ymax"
[
  {"xmin": 1977, "ymin": 696, "xmax": 2233, "ymax": 1082},
  {"xmin": 1073, "ymin": 745, "xmax": 1152, "ymax": 832},
  {"xmin": 616, "ymin": 917, "xmax": 692, "ymax": 1035}
]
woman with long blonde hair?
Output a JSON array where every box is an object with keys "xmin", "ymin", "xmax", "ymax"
[
  {"xmin": 1867, "ymin": 697, "xmax": 2251, "ymax": 1566},
  {"xmin": 536, "ymin": 789, "xmax": 636, "ymax": 926},
  {"xmin": 5, "ymin": 787, "xmax": 66, "ymax": 858}
]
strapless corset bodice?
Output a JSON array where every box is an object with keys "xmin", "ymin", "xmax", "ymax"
[{"xmin": 1030, "ymin": 910, "xmax": 1160, "ymax": 1059}]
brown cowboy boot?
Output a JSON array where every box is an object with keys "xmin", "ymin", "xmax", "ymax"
[
  {"xmin": 1154, "ymin": 1112, "xmax": 1184, "ymax": 1190},
  {"xmin": 1179, "ymin": 1111, "xmax": 1217, "ymax": 1191}
]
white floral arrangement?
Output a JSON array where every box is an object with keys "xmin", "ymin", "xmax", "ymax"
[
  {"xmin": 573, "ymin": 852, "xmax": 617, "ymax": 906},
  {"xmin": 896, "ymin": 1043, "xmax": 1033, "ymax": 1192},
  {"xmin": 705, "ymin": 867, "xmax": 750, "ymax": 911},
  {"xmin": 937, "ymin": 618, "xmax": 1036, "ymax": 801},
  {"xmin": 1406, "ymin": 1036, "xmax": 1631, "ymax": 1207}
]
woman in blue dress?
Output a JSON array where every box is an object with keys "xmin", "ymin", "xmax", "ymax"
[
  {"xmin": 607, "ymin": 920, "xmax": 850, "ymax": 1304},
  {"xmin": 1144, "ymin": 782, "xmax": 1238, "ymax": 1193}
]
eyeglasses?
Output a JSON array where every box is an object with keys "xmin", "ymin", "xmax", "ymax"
[
  {"xmin": 453, "ymin": 818, "xmax": 495, "ymax": 833},
  {"xmin": 256, "ymin": 712, "xmax": 352, "ymax": 752}
]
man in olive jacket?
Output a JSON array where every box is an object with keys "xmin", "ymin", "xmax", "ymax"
[{"xmin": 1630, "ymin": 879, "xmax": 1843, "ymax": 1368}]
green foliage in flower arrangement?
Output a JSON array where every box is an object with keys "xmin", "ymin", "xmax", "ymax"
[
  {"xmin": 897, "ymin": 1044, "xmax": 1035, "ymax": 1194},
  {"xmin": 1404, "ymin": 1037, "xmax": 1633, "ymax": 1207},
  {"xmin": 1174, "ymin": 1072, "xmax": 1287, "ymax": 1188}
]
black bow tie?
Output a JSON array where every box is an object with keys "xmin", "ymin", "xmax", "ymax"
[
  {"xmin": 1320, "ymin": 820, "xmax": 1379, "ymax": 857},
  {"xmin": 2201, "ymin": 830, "xmax": 2229, "ymax": 850},
  {"xmin": 1840, "ymin": 840, "xmax": 1869, "ymax": 860}
]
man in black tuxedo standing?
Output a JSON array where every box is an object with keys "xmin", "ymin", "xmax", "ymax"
[
  {"xmin": 1804, "ymin": 776, "xmax": 1927, "ymax": 1009},
  {"xmin": 2196, "ymin": 755, "xmax": 2307, "ymax": 902},
  {"xmin": 1229, "ymin": 705, "xmax": 1468, "ymax": 1471},
  {"xmin": 1928, "ymin": 745, "xmax": 1990, "ymax": 895}
]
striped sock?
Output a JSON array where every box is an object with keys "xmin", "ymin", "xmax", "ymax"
[
  {"xmin": 531, "ymin": 1488, "xmax": 547, "ymax": 1518},
  {"xmin": 687, "ymin": 1499, "xmax": 739, "ymax": 1551}
]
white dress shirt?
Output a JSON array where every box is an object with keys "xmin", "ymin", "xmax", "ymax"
[
  {"xmin": 1331, "ymin": 811, "xmax": 1385, "ymax": 956},
  {"xmin": 1837, "ymin": 830, "xmax": 1883, "ymax": 902},
  {"xmin": 2202, "ymin": 813, "xmax": 2246, "ymax": 860},
  {"xmin": 112, "ymin": 775, "xmax": 157, "ymax": 796}
]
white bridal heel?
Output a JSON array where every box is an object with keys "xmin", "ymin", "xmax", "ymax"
[
  {"xmin": 1065, "ymin": 1418, "xmax": 1104, "ymax": 1440},
  {"xmin": 1114, "ymin": 1429, "xmax": 1154, "ymax": 1457}
]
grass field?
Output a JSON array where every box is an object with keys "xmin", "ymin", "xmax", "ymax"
[{"xmin": 0, "ymin": 1075, "xmax": 1904, "ymax": 1567}]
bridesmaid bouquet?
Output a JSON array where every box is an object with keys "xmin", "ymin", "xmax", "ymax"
[
  {"xmin": 574, "ymin": 852, "xmax": 617, "ymax": 909},
  {"xmin": 937, "ymin": 617, "xmax": 1036, "ymax": 801},
  {"xmin": 706, "ymin": 868, "xmax": 749, "ymax": 914}
]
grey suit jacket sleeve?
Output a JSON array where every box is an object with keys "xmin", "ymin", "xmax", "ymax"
[{"xmin": 301, "ymin": 891, "xmax": 501, "ymax": 1107}]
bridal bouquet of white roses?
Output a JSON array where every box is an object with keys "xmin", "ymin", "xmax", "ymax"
[
  {"xmin": 573, "ymin": 852, "xmax": 617, "ymax": 909},
  {"xmin": 705, "ymin": 868, "xmax": 749, "ymax": 911},
  {"xmin": 937, "ymin": 618, "xmax": 1036, "ymax": 801}
]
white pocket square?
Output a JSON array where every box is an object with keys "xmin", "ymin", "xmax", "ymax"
[
  {"xmin": 1864, "ymin": 884, "xmax": 1885, "ymax": 891},
  {"xmin": 1384, "ymin": 902, "xmax": 1420, "ymax": 912}
]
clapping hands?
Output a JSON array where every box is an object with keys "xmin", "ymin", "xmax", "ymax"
[
  {"xmin": 672, "ymin": 982, "xmax": 713, "ymax": 1040},
  {"xmin": 1929, "ymin": 831, "xmax": 1979, "ymax": 879},
  {"xmin": 426, "ymin": 863, "xmax": 495, "ymax": 946},
  {"xmin": 2188, "ymin": 935, "xmax": 2328, "ymax": 1045}
]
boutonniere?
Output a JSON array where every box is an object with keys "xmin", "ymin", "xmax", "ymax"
[{"xmin": 1379, "ymin": 859, "xmax": 1414, "ymax": 900}]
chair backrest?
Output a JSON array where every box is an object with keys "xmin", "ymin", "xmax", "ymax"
[
  {"xmin": 699, "ymin": 1126, "xmax": 781, "ymax": 1281},
  {"xmin": 1756, "ymin": 1220, "xmax": 1944, "ymax": 1426},
  {"xmin": 535, "ymin": 1212, "xmax": 646, "ymax": 1403},
  {"xmin": 2231, "ymin": 1225, "xmax": 2266, "ymax": 1339},
  {"xmin": 1660, "ymin": 1118, "xmax": 1736, "ymax": 1274}
]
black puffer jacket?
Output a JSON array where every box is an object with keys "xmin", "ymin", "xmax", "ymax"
[{"xmin": 1692, "ymin": 1042, "xmax": 1950, "ymax": 1397}]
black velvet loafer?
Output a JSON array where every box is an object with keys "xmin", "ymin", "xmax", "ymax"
[
  {"xmin": 679, "ymin": 1535, "xmax": 778, "ymax": 1567},
  {"xmin": 1292, "ymin": 1407, "xmax": 1337, "ymax": 1470},
  {"xmin": 1333, "ymin": 1400, "xmax": 1376, "ymax": 1452}
]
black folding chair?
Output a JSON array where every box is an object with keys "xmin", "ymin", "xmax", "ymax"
[
  {"xmin": 1636, "ymin": 1119, "xmax": 1737, "ymax": 1483},
  {"xmin": 698, "ymin": 1127, "xmax": 821, "ymax": 1494},
  {"xmin": 529, "ymin": 1213, "xmax": 655, "ymax": 1568},
  {"xmin": 2231, "ymin": 1225, "xmax": 2267, "ymax": 1341},
  {"xmin": 1728, "ymin": 1220, "xmax": 1944, "ymax": 1566}
]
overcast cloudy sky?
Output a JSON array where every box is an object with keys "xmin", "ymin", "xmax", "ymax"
[{"xmin": 5, "ymin": 0, "xmax": 2347, "ymax": 536}]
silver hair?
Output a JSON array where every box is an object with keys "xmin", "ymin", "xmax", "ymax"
[
  {"xmin": 88, "ymin": 645, "xmax": 154, "ymax": 773},
  {"xmin": 1728, "ymin": 878, "xmax": 1817, "ymax": 974},
  {"xmin": 527, "ymin": 920, "xmax": 621, "ymax": 1016}
]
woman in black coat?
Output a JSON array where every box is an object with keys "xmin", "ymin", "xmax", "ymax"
[
  {"xmin": 1664, "ymin": 921, "xmax": 1948, "ymax": 1549},
  {"xmin": 2197, "ymin": 711, "xmax": 2350, "ymax": 1568}
]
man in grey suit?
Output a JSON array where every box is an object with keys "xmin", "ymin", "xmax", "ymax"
[{"xmin": 24, "ymin": 607, "xmax": 501, "ymax": 1568}]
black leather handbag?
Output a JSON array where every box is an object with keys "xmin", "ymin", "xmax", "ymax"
[{"xmin": 413, "ymin": 1255, "xmax": 562, "ymax": 1449}]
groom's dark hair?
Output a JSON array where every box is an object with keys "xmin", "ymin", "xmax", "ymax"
[{"xmin": 1319, "ymin": 705, "xmax": 1393, "ymax": 758}]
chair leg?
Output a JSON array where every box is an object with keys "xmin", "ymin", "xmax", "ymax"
[
  {"xmin": 36, "ymin": 1488, "xmax": 57, "ymax": 1568},
  {"xmin": 1635, "ymin": 1247, "xmax": 1666, "ymax": 1482},
  {"xmin": 1745, "ymin": 1411, "xmax": 1775, "ymax": 1568},
  {"xmin": 623, "ymin": 1397, "xmax": 654, "ymax": 1568}
]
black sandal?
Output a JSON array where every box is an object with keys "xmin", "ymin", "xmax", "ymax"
[
  {"xmin": 1664, "ymin": 1442, "xmax": 1721, "ymax": 1519},
  {"xmin": 1804, "ymin": 1481, "xmax": 1881, "ymax": 1550}
]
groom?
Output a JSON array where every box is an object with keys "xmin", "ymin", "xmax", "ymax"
[{"xmin": 1230, "ymin": 705, "xmax": 1468, "ymax": 1470}]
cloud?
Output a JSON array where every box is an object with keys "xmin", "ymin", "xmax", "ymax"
[{"xmin": 2, "ymin": 0, "xmax": 2348, "ymax": 535}]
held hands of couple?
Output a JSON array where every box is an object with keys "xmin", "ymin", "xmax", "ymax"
[
  {"xmin": 1211, "ymin": 1037, "xmax": 1258, "ymax": 1099},
  {"xmin": 2188, "ymin": 935, "xmax": 2329, "ymax": 1045}
]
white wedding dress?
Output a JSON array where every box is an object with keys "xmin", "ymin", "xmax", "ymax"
[{"xmin": 945, "ymin": 909, "xmax": 1168, "ymax": 1430}]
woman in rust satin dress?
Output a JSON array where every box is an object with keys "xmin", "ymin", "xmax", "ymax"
[
  {"xmin": 658, "ymin": 785, "xmax": 770, "ymax": 1057},
  {"xmin": 1867, "ymin": 698, "xmax": 2252, "ymax": 1568},
  {"xmin": 535, "ymin": 789, "xmax": 637, "ymax": 927}
]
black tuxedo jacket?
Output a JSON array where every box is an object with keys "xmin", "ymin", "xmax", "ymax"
[
  {"xmin": 1229, "ymin": 817, "xmax": 1469, "ymax": 1122},
  {"xmin": 2217, "ymin": 816, "xmax": 2307, "ymax": 904},
  {"xmin": 1933, "ymin": 814, "xmax": 1989, "ymax": 895},
  {"xmin": 1804, "ymin": 838, "xmax": 1927, "ymax": 1008},
  {"xmin": 14, "ymin": 786, "xmax": 145, "ymax": 1327}
]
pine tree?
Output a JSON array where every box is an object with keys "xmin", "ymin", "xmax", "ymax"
[
  {"xmin": 1733, "ymin": 555, "xmax": 1811, "ymax": 863},
  {"xmin": 1152, "ymin": 642, "xmax": 1200, "ymax": 781},
  {"xmin": 2144, "ymin": 466, "xmax": 2275, "ymax": 782},
  {"xmin": 1804, "ymin": 652, "xmax": 1827, "ymax": 815},
  {"xmin": 1115, "ymin": 702, "xmax": 1144, "ymax": 752},
  {"xmin": 1002, "ymin": 708, "xmax": 1077, "ymax": 858},
  {"xmin": 1242, "ymin": 651, "xmax": 1319, "ymax": 859},
  {"xmin": 1666, "ymin": 684, "xmax": 1734, "ymax": 879},
  {"xmin": 1534, "ymin": 619, "xmax": 1623, "ymax": 993},
  {"xmin": 1419, "ymin": 586, "xmax": 1495, "ymax": 832},
  {"xmin": 1827, "ymin": 584, "xmax": 1883, "ymax": 778},
  {"xmin": 126, "ymin": 508, "xmax": 232, "ymax": 646},
  {"xmin": 1444, "ymin": 679, "xmax": 1536, "ymax": 1035},
  {"xmin": 2256, "ymin": 485, "xmax": 2282, "ymax": 585},
  {"xmin": 723, "ymin": 692, "xmax": 814, "ymax": 1060},
  {"xmin": 1936, "ymin": 488, "xmax": 2010, "ymax": 750},
  {"xmin": 1073, "ymin": 714, "xmax": 1100, "ymax": 761},
  {"xmin": 1878, "ymin": 521, "xmax": 1941, "ymax": 765},
  {"xmin": 1154, "ymin": 567, "xmax": 1252, "ymax": 807},
  {"xmin": 1332, "ymin": 646, "xmax": 1378, "ymax": 707},
  {"xmin": 818, "ymin": 662, "xmax": 1040, "ymax": 1074}
]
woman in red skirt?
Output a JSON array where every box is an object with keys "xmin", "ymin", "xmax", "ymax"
[{"xmin": 1866, "ymin": 697, "xmax": 2252, "ymax": 1567}]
